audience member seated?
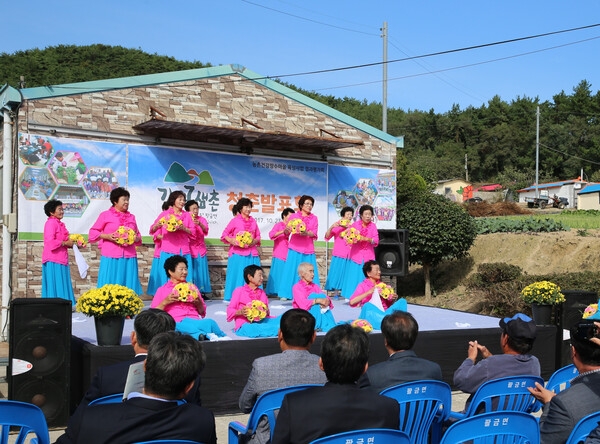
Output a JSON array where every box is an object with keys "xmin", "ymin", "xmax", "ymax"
[
  {"xmin": 359, "ymin": 311, "xmax": 442, "ymax": 392},
  {"xmin": 453, "ymin": 313, "xmax": 540, "ymax": 410},
  {"xmin": 292, "ymin": 262, "xmax": 336, "ymax": 332},
  {"xmin": 239, "ymin": 308, "xmax": 327, "ymax": 443},
  {"xmin": 529, "ymin": 320, "xmax": 600, "ymax": 444},
  {"xmin": 57, "ymin": 332, "xmax": 217, "ymax": 444},
  {"xmin": 272, "ymin": 324, "xmax": 399, "ymax": 444}
]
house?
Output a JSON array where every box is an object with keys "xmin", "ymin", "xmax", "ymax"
[
  {"xmin": 433, "ymin": 179, "xmax": 472, "ymax": 202},
  {"xmin": 577, "ymin": 183, "xmax": 600, "ymax": 210},
  {"xmin": 517, "ymin": 179, "xmax": 588, "ymax": 209}
]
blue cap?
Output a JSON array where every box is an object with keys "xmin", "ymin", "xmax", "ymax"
[{"xmin": 499, "ymin": 313, "xmax": 537, "ymax": 339}]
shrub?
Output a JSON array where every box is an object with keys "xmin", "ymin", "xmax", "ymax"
[{"xmin": 466, "ymin": 263, "xmax": 523, "ymax": 289}]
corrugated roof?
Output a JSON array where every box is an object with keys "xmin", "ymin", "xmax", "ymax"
[
  {"xmin": 578, "ymin": 183, "xmax": 600, "ymax": 195},
  {"xmin": 517, "ymin": 180, "xmax": 585, "ymax": 192}
]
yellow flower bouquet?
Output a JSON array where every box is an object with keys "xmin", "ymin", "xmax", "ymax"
[
  {"xmin": 583, "ymin": 303, "xmax": 599, "ymax": 319},
  {"xmin": 115, "ymin": 226, "xmax": 136, "ymax": 246},
  {"xmin": 236, "ymin": 231, "xmax": 253, "ymax": 248},
  {"xmin": 340, "ymin": 227, "xmax": 362, "ymax": 245},
  {"xmin": 338, "ymin": 219, "xmax": 350, "ymax": 227},
  {"xmin": 69, "ymin": 233, "xmax": 87, "ymax": 247},
  {"xmin": 351, "ymin": 319, "xmax": 373, "ymax": 334},
  {"xmin": 375, "ymin": 282, "xmax": 395, "ymax": 300},
  {"xmin": 76, "ymin": 284, "xmax": 144, "ymax": 319},
  {"xmin": 287, "ymin": 218, "xmax": 306, "ymax": 235},
  {"xmin": 164, "ymin": 214, "xmax": 183, "ymax": 232},
  {"xmin": 245, "ymin": 300, "xmax": 268, "ymax": 322},
  {"xmin": 173, "ymin": 282, "xmax": 200, "ymax": 302},
  {"xmin": 520, "ymin": 281, "xmax": 566, "ymax": 305}
]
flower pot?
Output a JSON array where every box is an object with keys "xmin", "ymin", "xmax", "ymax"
[
  {"xmin": 532, "ymin": 303, "xmax": 553, "ymax": 326},
  {"xmin": 94, "ymin": 315, "xmax": 125, "ymax": 346}
]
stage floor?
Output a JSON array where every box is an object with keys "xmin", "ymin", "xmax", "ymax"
[{"xmin": 71, "ymin": 299, "xmax": 502, "ymax": 345}]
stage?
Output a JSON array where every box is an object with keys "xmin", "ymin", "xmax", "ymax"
[{"xmin": 70, "ymin": 301, "xmax": 559, "ymax": 415}]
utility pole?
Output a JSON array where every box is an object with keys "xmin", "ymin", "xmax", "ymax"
[
  {"xmin": 465, "ymin": 153, "xmax": 468, "ymax": 181},
  {"xmin": 535, "ymin": 106, "xmax": 540, "ymax": 198},
  {"xmin": 381, "ymin": 21, "xmax": 388, "ymax": 133}
]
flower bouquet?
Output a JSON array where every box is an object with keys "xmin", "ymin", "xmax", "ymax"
[
  {"xmin": 245, "ymin": 300, "xmax": 268, "ymax": 322},
  {"xmin": 76, "ymin": 284, "xmax": 144, "ymax": 319},
  {"xmin": 351, "ymin": 319, "xmax": 373, "ymax": 334},
  {"xmin": 583, "ymin": 303, "xmax": 599, "ymax": 320},
  {"xmin": 69, "ymin": 233, "xmax": 87, "ymax": 247},
  {"xmin": 115, "ymin": 226, "xmax": 136, "ymax": 245},
  {"xmin": 338, "ymin": 219, "xmax": 350, "ymax": 227},
  {"xmin": 375, "ymin": 282, "xmax": 395, "ymax": 300},
  {"xmin": 520, "ymin": 281, "xmax": 566, "ymax": 305},
  {"xmin": 288, "ymin": 218, "xmax": 306, "ymax": 235},
  {"xmin": 340, "ymin": 227, "xmax": 362, "ymax": 245},
  {"xmin": 236, "ymin": 231, "xmax": 253, "ymax": 248},
  {"xmin": 173, "ymin": 282, "xmax": 200, "ymax": 302},
  {"xmin": 162, "ymin": 214, "xmax": 183, "ymax": 232}
]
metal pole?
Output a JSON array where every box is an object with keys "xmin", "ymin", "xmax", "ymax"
[
  {"xmin": 535, "ymin": 106, "xmax": 540, "ymax": 199},
  {"xmin": 381, "ymin": 21, "xmax": 388, "ymax": 133}
]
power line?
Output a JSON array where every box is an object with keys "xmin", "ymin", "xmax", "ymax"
[{"xmin": 540, "ymin": 142, "xmax": 600, "ymax": 166}]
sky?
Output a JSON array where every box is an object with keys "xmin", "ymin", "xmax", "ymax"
[{"xmin": 3, "ymin": 1, "xmax": 600, "ymax": 114}]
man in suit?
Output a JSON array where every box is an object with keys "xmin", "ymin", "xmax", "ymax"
[
  {"xmin": 272, "ymin": 324, "xmax": 400, "ymax": 444},
  {"xmin": 358, "ymin": 311, "xmax": 442, "ymax": 392},
  {"xmin": 529, "ymin": 320, "xmax": 600, "ymax": 444},
  {"xmin": 239, "ymin": 308, "xmax": 327, "ymax": 444},
  {"xmin": 58, "ymin": 331, "xmax": 217, "ymax": 444}
]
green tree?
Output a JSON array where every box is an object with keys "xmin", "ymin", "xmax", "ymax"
[{"xmin": 397, "ymin": 193, "xmax": 477, "ymax": 300}]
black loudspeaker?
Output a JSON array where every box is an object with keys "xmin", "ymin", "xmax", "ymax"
[
  {"xmin": 8, "ymin": 298, "xmax": 72, "ymax": 427},
  {"xmin": 374, "ymin": 229, "xmax": 409, "ymax": 277},
  {"xmin": 557, "ymin": 290, "xmax": 598, "ymax": 330}
]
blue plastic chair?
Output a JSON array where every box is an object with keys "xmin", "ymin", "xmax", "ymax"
[
  {"xmin": 0, "ymin": 400, "xmax": 50, "ymax": 444},
  {"xmin": 440, "ymin": 411, "xmax": 540, "ymax": 444},
  {"xmin": 228, "ymin": 384, "xmax": 320, "ymax": 444},
  {"xmin": 565, "ymin": 411, "xmax": 600, "ymax": 444},
  {"xmin": 546, "ymin": 364, "xmax": 579, "ymax": 394},
  {"xmin": 310, "ymin": 428, "xmax": 411, "ymax": 443},
  {"xmin": 380, "ymin": 380, "xmax": 452, "ymax": 444},
  {"xmin": 88, "ymin": 393, "xmax": 125, "ymax": 405},
  {"xmin": 449, "ymin": 375, "xmax": 544, "ymax": 421},
  {"xmin": 134, "ymin": 441, "xmax": 202, "ymax": 444}
]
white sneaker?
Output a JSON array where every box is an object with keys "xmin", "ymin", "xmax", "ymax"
[{"xmin": 207, "ymin": 333, "xmax": 219, "ymax": 341}]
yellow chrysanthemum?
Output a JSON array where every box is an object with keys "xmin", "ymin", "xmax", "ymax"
[{"xmin": 76, "ymin": 284, "xmax": 144, "ymax": 319}]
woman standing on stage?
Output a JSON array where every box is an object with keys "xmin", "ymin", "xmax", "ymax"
[
  {"xmin": 42, "ymin": 199, "xmax": 76, "ymax": 304},
  {"xmin": 220, "ymin": 198, "xmax": 261, "ymax": 302},
  {"xmin": 278, "ymin": 195, "xmax": 319, "ymax": 300},
  {"xmin": 89, "ymin": 187, "xmax": 143, "ymax": 294},
  {"xmin": 341, "ymin": 204, "xmax": 378, "ymax": 300},
  {"xmin": 185, "ymin": 199, "xmax": 212, "ymax": 295},
  {"xmin": 265, "ymin": 207, "xmax": 294, "ymax": 297},
  {"xmin": 324, "ymin": 206, "xmax": 354, "ymax": 299},
  {"xmin": 148, "ymin": 190, "xmax": 195, "ymax": 293}
]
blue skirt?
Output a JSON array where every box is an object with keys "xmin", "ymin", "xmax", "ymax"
[
  {"xmin": 308, "ymin": 305, "xmax": 337, "ymax": 332},
  {"xmin": 265, "ymin": 257, "xmax": 285, "ymax": 296},
  {"xmin": 191, "ymin": 255, "xmax": 212, "ymax": 294},
  {"xmin": 98, "ymin": 256, "xmax": 143, "ymax": 295},
  {"xmin": 151, "ymin": 252, "xmax": 193, "ymax": 294},
  {"xmin": 341, "ymin": 260, "xmax": 365, "ymax": 301},
  {"xmin": 358, "ymin": 298, "xmax": 408, "ymax": 330},
  {"xmin": 223, "ymin": 254, "xmax": 260, "ymax": 301},
  {"xmin": 325, "ymin": 256, "xmax": 350, "ymax": 293},
  {"xmin": 176, "ymin": 317, "xmax": 226, "ymax": 340},
  {"xmin": 278, "ymin": 250, "xmax": 320, "ymax": 300},
  {"xmin": 146, "ymin": 257, "xmax": 162, "ymax": 296},
  {"xmin": 236, "ymin": 316, "xmax": 281, "ymax": 338},
  {"xmin": 42, "ymin": 262, "xmax": 75, "ymax": 304}
]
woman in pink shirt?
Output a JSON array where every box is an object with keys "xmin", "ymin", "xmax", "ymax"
[
  {"xmin": 265, "ymin": 207, "xmax": 294, "ymax": 297},
  {"xmin": 148, "ymin": 190, "xmax": 195, "ymax": 294},
  {"xmin": 278, "ymin": 195, "xmax": 319, "ymax": 300},
  {"xmin": 151, "ymin": 255, "xmax": 227, "ymax": 340},
  {"xmin": 42, "ymin": 199, "xmax": 76, "ymax": 304},
  {"xmin": 324, "ymin": 206, "xmax": 354, "ymax": 299},
  {"xmin": 146, "ymin": 202, "xmax": 168, "ymax": 296},
  {"xmin": 226, "ymin": 265, "xmax": 279, "ymax": 337},
  {"xmin": 341, "ymin": 205, "xmax": 379, "ymax": 300},
  {"xmin": 350, "ymin": 260, "xmax": 407, "ymax": 329},
  {"xmin": 292, "ymin": 262, "xmax": 336, "ymax": 332},
  {"xmin": 89, "ymin": 187, "xmax": 142, "ymax": 294},
  {"xmin": 185, "ymin": 200, "xmax": 212, "ymax": 295},
  {"xmin": 221, "ymin": 198, "xmax": 261, "ymax": 302}
]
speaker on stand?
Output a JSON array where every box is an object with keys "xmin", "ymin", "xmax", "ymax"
[
  {"xmin": 8, "ymin": 298, "xmax": 72, "ymax": 427},
  {"xmin": 374, "ymin": 229, "xmax": 409, "ymax": 277}
]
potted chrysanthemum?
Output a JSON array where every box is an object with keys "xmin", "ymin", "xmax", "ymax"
[
  {"xmin": 76, "ymin": 284, "xmax": 144, "ymax": 346},
  {"xmin": 520, "ymin": 281, "xmax": 565, "ymax": 325}
]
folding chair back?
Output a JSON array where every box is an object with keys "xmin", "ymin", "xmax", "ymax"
[
  {"xmin": 441, "ymin": 411, "xmax": 540, "ymax": 444},
  {"xmin": 88, "ymin": 393, "xmax": 125, "ymax": 405},
  {"xmin": 546, "ymin": 364, "xmax": 578, "ymax": 394},
  {"xmin": 310, "ymin": 428, "xmax": 410, "ymax": 444},
  {"xmin": 565, "ymin": 411, "xmax": 600, "ymax": 444},
  {"xmin": 0, "ymin": 400, "xmax": 50, "ymax": 444}
]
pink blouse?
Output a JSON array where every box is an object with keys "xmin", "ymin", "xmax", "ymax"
[
  {"xmin": 348, "ymin": 220, "xmax": 379, "ymax": 265},
  {"xmin": 350, "ymin": 278, "xmax": 394, "ymax": 310},
  {"xmin": 89, "ymin": 207, "xmax": 141, "ymax": 259},
  {"xmin": 325, "ymin": 224, "xmax": 351, "ymax": 259},
  {"xmin": 42, "ymin": 217, "xmax": 69, "ymax": 265},
  {"xmin": 189, "ymin": 215, "xmax": 209, "ymax": 258},
  {"xmin": 226, "ymin": 284, "xmax": 270, "ymax": 331},
  {"xmin": 220, "ymin": 214, "xmax": 261, "ymax": 257},
  {"xmin": 150, "ymin": 280, "xmax": 206, "ymax": 323},
  {"xmin": 292, "ymin": 280, "xmax": 333, "ymax": 311},
  {"xmin": 287, "ymin": 212, "xmax": 318, "ymax": 254},
  {"xmin": 150, "ymin": 208, "xmax": 194, "ymax": 255},
  {"xmin": 269, "ymin": 221, "xmax": 289, "ymax": 261}
]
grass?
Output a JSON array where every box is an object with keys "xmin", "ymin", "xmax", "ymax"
[{"xmin": 489, "ymin": 211, "xmax": 600, "ymax": 230}]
